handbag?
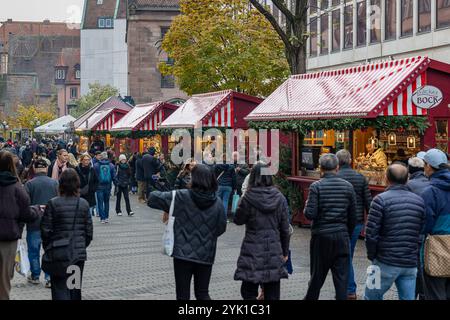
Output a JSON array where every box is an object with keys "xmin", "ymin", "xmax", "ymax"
[
  {"xmin": 14, "ymin": 240, "xmax": 30, "ymax": 277},
  {"xmin": 162, "ymin": 190, "xmax": 176, "ymax": 256},
  {"xmin": 231, "ymin": 191, "xmax": 240, "ymax": 213},
  {"xmin": 42, "ymin": 198, "xmax": 80, "ymax": 277},
  {"xmin": 424, "ymin": 234, "xmax": 450, "ymax": 277}
]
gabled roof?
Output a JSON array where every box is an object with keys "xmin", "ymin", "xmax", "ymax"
[
  {"xmin": 34, "ymin": 115, "xmax": 76, "ymax": 134},
  {"xmin": 128, "ymin": 0, "xmax": 180, "ymax": 10},
  {"xmin": 55, "ymin": 48, "xmax": 80, "ymax": 83},
  {"xmin": 246, "ymin": 56, "xmax": 433, "ymax": 121}
]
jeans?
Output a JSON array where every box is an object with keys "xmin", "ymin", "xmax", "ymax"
[
  {"xmin": 364, "ymin": 260, "xmax": 417, "ymax": 300},
  {"xmin": 241, "ymin": 281, "xmax": 281, "ymax": 300},
  {"xmin": 348, "ymin": 223, "xmax": 364, "ymax": 295},
  {"xmin": 96, "ymin": 188, "xmax": 111, "ymax": 221},
  {"xmin": 173, "ymin": 258, "xmax": 212, "ymax": 300},
  {"xmin": 116, "ymin": 185, "xmax": 132, "ymax": 214},
  {"xmin": 217, "ymin": 185, "xmax": 232, "ymax": 217},
  {"xmin": 26, "ymin": 230, "xmax": 49, "ymax": 281}
]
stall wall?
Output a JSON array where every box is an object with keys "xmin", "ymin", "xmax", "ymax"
[{"xmin": 233, "ymin": 97, "xmax": 260, "ymax": 129}]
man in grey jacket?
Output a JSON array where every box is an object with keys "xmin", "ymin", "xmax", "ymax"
[{"xmin": 24, "ymin": 159, "xmax": 58, "ymax": 288}]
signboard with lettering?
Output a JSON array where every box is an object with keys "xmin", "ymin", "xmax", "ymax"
[{"xmin": 412, "ymin": 85, "xmax": 443, "ymax": 110}]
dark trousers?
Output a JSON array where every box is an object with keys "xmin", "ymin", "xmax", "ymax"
[
  {"xmin": 51, "ymin": 261, "xmax": 84, "ymax": 300},
  {"xmin": 173, "ymin": 258, "xmax": 212, "ymax": 300},
  {"xmin": 116, "ymin": 185, "xmax": 132, "ymax": 214},
  {"xmin": 423, "ymin": 272, "xmax": 450, "ymax": 300},
  {"xmin": 305, "ymin": 232, "xmax": 350, "ymax": 300},
  {"xmin": 146, "ymin": 179, "xmax": 155, "ymax": 200},
  {"xmin": 241, "ymin": 281, "xmax": 281, "ymax": 300}
]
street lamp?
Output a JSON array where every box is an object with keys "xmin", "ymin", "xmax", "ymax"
[
  {"xmin": 31, "ymin": 117, "xmax": 41, "ymax": 140},
  {"xmin": 0, "ymin": 120, "xmax": 9, "ymax": 140}
]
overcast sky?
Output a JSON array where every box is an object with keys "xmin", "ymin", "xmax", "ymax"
[{"xmin": 0, "ymin": 0, "xmax": 84, "ymax": 23}]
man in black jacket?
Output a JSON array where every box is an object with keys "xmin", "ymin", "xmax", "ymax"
[
  {"xmin": 336, "ymin": 149, "xmax": 372, "ymax": 299},
  {"xmin": 135, "ymin": 153, "xmax": 146, "ymax": 203},
  {"xmin": 304, "ymin": 153, "xmax": 356, "ymax": 300},
  {"xmin": 142, "ymin": 147, "xmax": 160, "ymax": 200},
  {"xmin": 364, "ymin": 164, "xmax": 425, "ymax": 300}
]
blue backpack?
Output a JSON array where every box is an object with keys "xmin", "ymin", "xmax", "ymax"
[{"xmin": 99, "ymin": 163, "xmax": 112, "ymax": 184}]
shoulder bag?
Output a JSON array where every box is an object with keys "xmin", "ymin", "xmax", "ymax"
[
  {"xmin": 424, "ymin": 234, "xmax": 450, "ymax": 277},
  {"xmin": 162, "ymin": 190, "xmax": 176, "ymax": 256}
]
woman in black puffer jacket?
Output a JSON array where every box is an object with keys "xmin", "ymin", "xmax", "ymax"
[
  {"xmin": 41, "ymin": 168, "xmax": 93, "ymax": 300},
  {"xmin": 75, "ymin": 153, "xmax": 98, "ymax": 215},
  {"xmin": 234, "ymin": 163, "xmax": 290, "ymax": 301}
]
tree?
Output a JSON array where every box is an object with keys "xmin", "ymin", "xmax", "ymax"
[
  {"xmin": 8, "ymin": 105, "xmax": 56, "ymax": 130},
  {"xmin": 249, "ymin": 0, "xmax": 309, "ymax": 75},
  {"xmin": 159, "ymin": 0, "xmax": 290, "ymax": 97},
  {"xmin": 71, "ymin": 83, "xmax": 119, "ymax": 118}
]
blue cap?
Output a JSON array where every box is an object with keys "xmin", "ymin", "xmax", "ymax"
[
  {"xmin": 416, "ymin": 151, "xmax": 426, "ymax": 160},
  {"xmin": 424, "ymin": 149, "xmax": 448, "ymax": 169}
]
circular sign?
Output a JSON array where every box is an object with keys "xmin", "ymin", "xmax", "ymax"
[{"xmin": 412, "ymin": 85, "xmax": 443, "ymax": 109}]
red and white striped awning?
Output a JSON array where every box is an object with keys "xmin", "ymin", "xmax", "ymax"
[
  {"xmin": 246, "ymin": 56, "xmax": 431, "ymax": 121},
  {"xmin": 140, "ymin": 109, "xmax": 164, "ymax": 131},
  {"xmin": 95, "ymin": 111, "xmax": 115, "ymax": 131},
  {"xmin": 203, "ymin": 99, "xmax": 233, "ymax": 127}
]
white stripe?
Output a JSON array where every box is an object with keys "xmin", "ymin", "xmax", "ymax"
[
  {"xmin": 221, "ymin": 105, "xmax": 225, "ymax": 127},
  {"xmin": 227, "ymin": 101, "xmax": 231, "ymax": 127},
  {"xmin": 208, "ymin": 117, "xmax": 212, "ymax": 127},
  {"xmin": 416, "ymin": 75, "xmax": 423, "ymax": 115},
  {"xmin": 397, "ymin": 94, "xmax": 403, "ymax": 116},
  {"xmin": 407, "ymin": 84, "xmax": 413, "ymax": 115},
  {"xmin": 387, "ymin": 102, "xmax": 394, "ymax": 116}
]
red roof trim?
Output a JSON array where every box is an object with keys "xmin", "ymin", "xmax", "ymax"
[
  {"xmin": 429, "ymin": 59, "xmax": 450, "ymax": 74},
  {"xmin": 91, "ymin": 108, "xmax": 128, "ymax": 131},
  {"xmin": 199, "ymin": 92, "xmax": 232, "ymax": 124},
  {"xmin": 132, "ymin": 102, "xmax": 177, "ymax": 131}
]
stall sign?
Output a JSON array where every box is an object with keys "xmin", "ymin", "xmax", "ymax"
[{"xmin": 412, "ymin": 86, "xmax": 443, "ymax": 109}]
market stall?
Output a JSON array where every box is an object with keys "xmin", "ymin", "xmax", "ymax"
[
  {"xmin": 34, "ymin": 115, "xmax": 76, "ymax": 137},
  {"xmin": 110, "ymin": 101, "xmax": 179, "ymax": 156},
  {"xmin": 246, "ymin": 56, "xmax": 450, "ymax": 226},
  {"xmin": 74, "ymin": 96, "xmax": 133, "ymax": 153}
]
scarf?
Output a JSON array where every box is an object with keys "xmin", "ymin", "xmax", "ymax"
[{"xmin": 52, "ymin": 159, "xmax": 67, "ymax": 180}]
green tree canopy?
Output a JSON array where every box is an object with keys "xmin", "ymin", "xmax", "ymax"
[
  {"xmin": 159, "ymin": 0, "xmax": 290, "ymax": 97},
  {"xmin": 71, "ymin": 83, "xmax": 119, "ymax": 118}
]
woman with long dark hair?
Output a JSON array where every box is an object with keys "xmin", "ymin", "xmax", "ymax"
[
  {"xmin": 41, "ymin": 168, "xmax": 93, "ymax": 300},
  {"xmin": 75, "ymin": 153, "xmax": 99, "ymax": 217}
]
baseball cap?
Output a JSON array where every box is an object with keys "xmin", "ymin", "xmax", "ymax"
[
  {"xmin": 34, "ymin": 159, "xmax": 48, "ymax": 169},
  {"xmin": 423, "ymin": 149, "xmax": 448, "ymax": 169},
  {"xmin": 416, "ymin": 151, "xmax": 426, "ymax": 160}
]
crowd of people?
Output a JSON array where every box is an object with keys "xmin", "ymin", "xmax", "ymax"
[{"xmin": 0, "ymin": 135, "xmax": 449, "ymax": 301}]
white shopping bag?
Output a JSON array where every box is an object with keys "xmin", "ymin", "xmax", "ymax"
[
  {"xmin": 15, "ymin": 240, "xmax": 30, "ymax": 277},
  {"xmin": 162, "ymin": 190, "xmax": 176, "ymax": 256}
]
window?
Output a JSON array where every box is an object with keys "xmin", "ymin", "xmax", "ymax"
[
  {"xmin": 161, "ymin": 74, "xmax": 175, "ymax": 88},
  {"xmin": 105, "ymin": 18, "xmax": 113, "ymax": 28},
  {"xmin": 418, "ymin": 0, "xmax": 431, "ymax": 33},
  {"xmin": 97, "ymin": 0, "xmax": 103, "ymax": 4},
  {"xmin": 0, "ymin": 53, "xmax": 7, "ymax": 75},
  {"xmin": 332, "ymin": 0, "xmax": 340, "ymax": 5},
  {"xmin": 356, "ymin": 1, "xmax": 366, "ymax": 46},
  {"xmin": 370, "ymin": 0, "xmax": 381, "ymax": 43},
  {"xmin": 344, "ymin": 3, "xmax": 353, "ymax": 49},
  {"xmin": 332, "ymin": 9, "xmax": 340, "ymax": 51},
  {"xmin": 320, "ymin": 12, "xmax": 329, "ymax": 54},
  {"xmin": 98, "ymin": 18, "xmax": 105, "ymax": 28},
  {"xmin": 75, "ymin": 69, "xmax": 80, "ymax": 79},
  {"xmin": 437, "ymin": 0, "xmax": 450, "ymax": 29},
  {"xmin": 401, "ymin": 0, "xmax": 413, "ymax": 36},
  {"xmin": 310, "ymin": 19, "xmax": 318, "ymax": 56},
  {"xmin": 98, "ymin": 17, "xmax": 113, "ymax": 29},
  {"xmin": 55, "ymin": 69, "xmax": 65, "ymax": 80},
  {"xmin": 385, "ymin": 0, "xmax": 396, "ymax": 40},
  {"xmin": 70, "ymin": 87, "xmax": 78, "ymax": 99},
  {"xmin": 310, "ymin": 0, "xmax": 318, "ymax": 14},
  {"xmin": 161, "ymin": 26, "xmax": 170, "ymax": 40}
]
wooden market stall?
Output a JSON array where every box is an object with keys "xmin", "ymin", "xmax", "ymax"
[
  {"xmin": 245, "ymin": 56, "xmax": 450, "ymax": 226},
  {"xmin": 110, "ymin": 101, "xmax": 179, "ymax": 156},
  {"xmin": 74, "ymin": 96, "xmax": 133, "ymax": 153}
]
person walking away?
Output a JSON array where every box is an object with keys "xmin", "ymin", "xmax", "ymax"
[
  {"xmin": 24, "ymin": 159, "xmax": 58, "ymax": 288},
  {"xmin": 215, "ymin": 162, "xmax": 237, "ymax": 220},
  {"xmin": 364, "ymin": 164, "xmax": 425, "ymax": 300},
  {"xmin": 0, "ymin": 151, "xmax": 41, "ymax": 300},
  {"xmin": 304, "ymin": 154, "xmax": 357, "ymax": 300},
  {"xmin": 234, "ymin": 163, "xmax": 290, "ymax": 300},
  {"xmin": 41, "ymin": 169, "xmax": 93, "ymax": 300},
  {"xmin": 233, "ymin": 152, "xmax": 250, "ymax": 196},
  {"xmin": 76, "ymin": 153, "xmax": 99, "ymax": 217},
  {"xmin": 129, "ymin": 152, "xmax": 138, "ymax": 194},
  {"xmin": 142, "ymin": 147, "xmax": 160, "ymax": 200},
  {"xmin": 93, "ymin": 152, "xmax": 116, "ymax": 224},
  {"xmin": 336, "ymin": 149, "xmax": 372, "ymax": 300},
  {"xmin": 148, "ymin": 164, "xmax": 226, "ymax": 300},
  {"xmin": 174, "ymin": 159, "xmax": 195, "ymax": 190},
  {"xmin": 135, "ymin": 153, "xmax": 146, "ymax": 203},
  {"xmin": 115, "ymin": 154, "xmax": 133, "ymax": 216},
  {"xmin": 48, "ymin": 149, "xmax": 72, "ymax": 181},
  {"xmin": 421, "ymin": 149, "xmax": 450, "ymax": 300},
  {"xmin": 89, "ymin": 136, "xmax": 104, "ymax": 154},
  {"xmin": 22, "ymin": 141, "xmax": 33, "ymax": 168}
]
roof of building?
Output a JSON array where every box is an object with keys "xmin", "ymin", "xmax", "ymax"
[
  {"xmin": 246, "ymin": 56, "xmax": 435, "ymax": 121},
  {"xmin": 128, "ymin": 0, "xmax": 180, "ymax": 10},
  {"xmin": 81, "ymin": 0, "xmax": 123, "ymax": 29},
  {"xmin": 55, "ymin": 48, "xmax": 80, "ymax": 84}
]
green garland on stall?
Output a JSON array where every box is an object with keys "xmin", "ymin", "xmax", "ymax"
[
  {"xmin": 109, "ymin": 130, "xmax": 161, "ymax": 139},
  {"xmin": 248, "ymin": 116, "xmax": 430, "ymax": 135}
]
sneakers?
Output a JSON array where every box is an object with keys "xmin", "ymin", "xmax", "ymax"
[
  {"xmin": 117, "ymin": 212, "xmax": 122, "ymax": 216},
  {"xmin": 105, "ymin": 219, "xmax": 109, "ymax": 223},
  {"xmin": 347, "ymin": 293, "xmax": 357, "ymax": 300},
  {"xmin": 128, "ymin": 211, "xmax": 134, "ymax": 216},
  {"xmin": 27, "ymin": 275, "xmax": 40, "ymax": 285},
  {"xmin": 45, "ymin": 280, "xmax": 51, "ymax": 289},
  {"xmin": 101, "ymin": 220, "xmax": 106, "ymax": 224}
]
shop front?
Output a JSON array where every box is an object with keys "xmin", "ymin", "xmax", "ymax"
[
  {"xmin": 110, "ymin": 101, "xmax": 179, "ymax": 156},
  {"xmin": 246, "ymin": 56, "xmax": 450, "ymax": 226}
]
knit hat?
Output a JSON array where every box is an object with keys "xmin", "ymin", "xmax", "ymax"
[{"xmin": 119, "ymin": 154, "xmax": 127, "ymax": 162}]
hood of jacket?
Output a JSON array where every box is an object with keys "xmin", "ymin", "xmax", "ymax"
[
  {"xmin": 98, "ymin": 159, "xmax": 111, "ymax": 166},
  {"xmin": 244, "ymin": 186, "xmax": 283, "ymax": 214},
  {"xmin": 430, "ymin": 169, "xmax": 450, "ymax": 191},
  {"xmin": 0, "ymin": 171, "xmax": 18, "ymax": 186},
  {"xmin": 410, "ymin": 171, "xmax": 427, "ymax": 180},
  {"xmin": 189, "ymin": 189, "xmax": 217, "ymax": 210}
]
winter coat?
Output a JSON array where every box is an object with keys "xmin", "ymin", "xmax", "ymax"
[
  {"xmin": 116, "ymin": 163, "xmax": 131, "ymax": 187},
  {"xmin": 24, "ymin": 173, "xmax": 59, "ymax": 231},
  {"xmin": 235, "ymin": 164, "xmax": 250, "ymax": 195},
  {"xmin": 22, "ymin": 147, "xmax": 33, "ymax": 167},
  {"xmin": 174, "ymin": 172, "xmax": 191, "ymax": 189},
  {"xmin": 135, "ymin": 157, "xmax": 145, "ymax": 182},
  {"xmin": 366, "ymin": 184, "xmax": 425, "ymax": 268},
  {"xmin": 0, "ymin": 171, "xmax": 41, "ymax": 241},
  {"xmin": 93, "ymin": 160, "xmax": 116, "ymax": 190},
  {"xmin": 41, "ymin": 196, "xmax": 93, "ymax": 264},
  {"xmin": 421, "ymin": 169, "xmax": 450, "ymax": 235},
  {"xmin": 337, "ymin": 165, "xmax": 372, "ymax": 224},
  {"xmin": 407, "ymin": 171, "xmax": 430, "ymax": 196},
  {"xmin": 304, "ymin": 173, "xmax": 357, "ymax": 236},
  {"xmin": 76, "ymin": 165, "xmax": 99, "ymax": 207},
  {"xmin": 47, "ymin": 161, "xmax": 75, "ymax": 179},
  {"xmin": 148, "ymin": 189, "xmax": 226, "ymax": 265},
  {"xmin": 233, "ymin": 186, "xmax": 290, "ymax": 284},
  {"xmin": 142, "ymin": 154, "xmax": 160, "ymax": 180},
  {"xmin": 215, "ymin": 164, "xmax": 237, "ymax": 189}
]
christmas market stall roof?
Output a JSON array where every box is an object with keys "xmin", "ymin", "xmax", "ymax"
[
  {"xmin": 111, "ymin": 101, "xmax": 178, "ymax": 132},
  {"xmin": 245, "ymin": 56, "xmax": 433, "ymax": 121},
  {"xmin": 74, "ymin": 96, "xmax": 133, "ymax": 131},
  {"xmin": 160, "ymin": 90, "xmax": 263, "ymax": 129},
  {"xmin": 34, "ymin": 115, "xmax": 76, "ymax": 134}
]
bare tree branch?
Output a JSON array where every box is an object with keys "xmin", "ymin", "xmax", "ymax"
[{"xmin": 271, "ymin": 0, "xmax": 295, "ymax": 22}]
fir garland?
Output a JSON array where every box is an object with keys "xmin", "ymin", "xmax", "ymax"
[{"xmin": 248, "ymin": 116, "xmax": 430, "ymax": 135}]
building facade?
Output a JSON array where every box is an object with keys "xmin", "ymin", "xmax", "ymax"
[
  {"xmin": 81, "ymin": 0, "xmax": 128, "ymax": 96},
  {"xmin": 55, "ymin": 48, "xmax": 81, "ymax": 116},
  {"xmin": 307, "ymin": 0, "xmax": 450, "ymax": 71}
]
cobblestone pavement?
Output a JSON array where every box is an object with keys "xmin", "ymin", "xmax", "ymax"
[{"xmin": 10, "ymin": 194, "xmax": 397, "ymax": 300}]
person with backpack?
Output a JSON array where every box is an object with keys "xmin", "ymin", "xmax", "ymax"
[
  {"xmin": 115, "ymin": 154, "xmax": 133, "ymax": 217},
  {"xmin": 93, "ymin": 152, "xmax": 116, "ymax": 224}
]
